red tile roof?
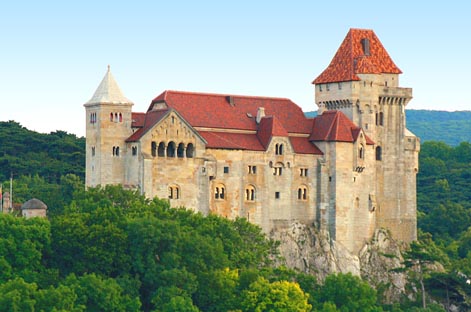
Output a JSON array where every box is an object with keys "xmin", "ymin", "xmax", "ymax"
[
  {"xmin": 150, "ymin": 91, "xmax": 312, "ymax": 134},
  {"xmin": 257, "ymin": 116, "xmax": 288, "ymax": 148},
  {"xmin": 313, "ymin": 28, "xmax": 402, "ymax": 84},
  {"xmin": 199, "ymin": 131, "xmax": 265, "ymax": 151},
  {"xmin": 131, "ymin": 112, "xmax": 146, "ymax": 128},
  {"xmin": 309, "ymin": 110, "xmax": 374, "ymax": 144},
  {"xmin": 126, "ymin": 109, "xmax": 169, "ymax": 142},
  {"xmin": 289, "ymin": 136, "xmax": 323, "ymax": 155}
]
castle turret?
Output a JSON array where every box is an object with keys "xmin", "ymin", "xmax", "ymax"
[
  {"xmin": 84, "ymin": 66, "xmax": 134, "ymax": 187},
  {"xmin": 313, "ymin": 28, "xmax": 419, "ymax": 245}
]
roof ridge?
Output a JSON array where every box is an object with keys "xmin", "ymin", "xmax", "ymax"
[{"xmin": 160, "ymin": 90, "xmax": 292, "ymax": 101}]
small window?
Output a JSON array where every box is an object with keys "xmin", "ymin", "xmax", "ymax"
[
  {"xmin": 376, "ymin": 146, "xmax": 382, "ymax": 161},
  {"xmin": 132, "ymin": 146, "xmax": 137, "ymax": 156},
  {"xmin": 319, "ymin": 84, "xmax": 323, "ymax": 92},
  {"xmin": 245, "ymin": 185, "xmax": 256, "ymax": 201},
  {"xmin": 119, "ymin": 113, "xmax": 123, "ymax": 122},
  {"xmin": 186, "ymin": 143, "xmax": 194, "ymax": 158},
  {"xmin": 112, "ymin": 146, "xmax": 120, "ymax": 157},
  {"xmin": 215, "ymin": 185, "xmax": 225, "ymax": 200},
  {"xmin": 177, "ymin": 143, "xmax": 185, "ymax": 158},
  {"xmin": 151, "ymin": 141, "xmax": 157, "ymax": 157},
  {"xmin": 338, "ymin": 82, "xmax": 342, "ymax": 90},
  {"xmin": 275, "ymin": 192, "xmax": 280, "ymax": 199},
  {"xmin": 359, "ymin": 145, "xmax": 364, "ymax": 159},
  {"xmin": 158, "ymin": 142, "xmax": 165, "ymax": 157},
  {"xmin": 168, "ymin": 185, "xmax": 180, "ymax": 199},
  {"xmin": 297, "ymin": 186, "xmax": 307, "ymax": 200},
  {"xmin": 326, "ymin": 83, "xmax": 330, "ymax": 91},
  {"xmin": 275, "ymin": 143, "xmax": 284, "ymax": 155},
  {"xmin": 273, "ymin": 166, "xmax": 282, "ymax": 176},
  {"xmin": 110, "ymin": 113, "xmax": 113, "ymax": 122},
  {"xmin": 223, "ymin": 166, "xmax": 229, "ymax": 174},
  {"xmin": 300, "ymin": 168, "xmax": 308, "ymax": 177},
  {"xmin": 248, "ymin": 165, "xmax": 257, "ymax": 174},
  {"xmin": 167, "ymin": 141, "xmax": 176, "ymax": 157},
  {"xmin": 91, "ymin": 146, "xmax": 95, "ymax": 156}
]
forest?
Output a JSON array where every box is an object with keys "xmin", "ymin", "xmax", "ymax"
[{"xmin": 0, "ymin": 120, "xmax": 470, "ymax": 311}]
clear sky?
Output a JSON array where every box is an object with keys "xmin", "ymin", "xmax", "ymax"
[{"xmin": 1, "ymin": 1, "xmax": 470, "ymax": 137}]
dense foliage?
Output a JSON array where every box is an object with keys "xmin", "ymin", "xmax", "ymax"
[{"xmin": 0, "ymin": 121, "xmax": 85, "ymax": 183}]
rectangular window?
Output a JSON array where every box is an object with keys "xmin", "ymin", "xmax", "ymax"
[
  {"xmin": 300, "ymin": 168, "xmax": 308, "ymax": 177},
  {"xmin": 275, "ymin": 192, "xmax": 280, "ymax": 199},
  {"xmin": 223, "ymin": 166, "xmax": 229, "ymax": 174},
  {"xmin": 248, "ymin": 165, "xmax": 257, "ymax": 174}
]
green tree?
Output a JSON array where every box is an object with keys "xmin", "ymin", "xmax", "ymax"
[
  {"xmin": 240, "ymin": 277, "xmax": 312, "ymax": 312},
  {"xmin": 317, "ymin": 273, "xmax": 381, "ymax": 312}
]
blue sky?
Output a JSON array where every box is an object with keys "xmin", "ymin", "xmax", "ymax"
[{"xmin": 1, "ymin": 1, "xmax": 470, "ymax": 137}]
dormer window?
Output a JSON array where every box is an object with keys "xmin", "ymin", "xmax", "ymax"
[{"xmin": 361, "ymin": 38, "xmax": 370, "ymax": 56}]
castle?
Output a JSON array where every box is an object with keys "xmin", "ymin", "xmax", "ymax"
[{"xmin": 84, "ymin": 29, "xmax": 419, "ymax": 254}]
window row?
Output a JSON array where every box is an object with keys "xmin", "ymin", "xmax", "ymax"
[
  {"xmin": 90, "ymin": 112, "xmax": 97, "ymax": 124},
  {"xmin": 112, "ymin": 146, "xmax": 120, "ymax": 156},
  {"xmin": 213, "ymin": 184, "xmax": 309, "ymax": 201},
  {"xmin": 110, "ymin": 112, "xmax": 123, "ymax": 123},
  {"xmin": 151, "ymin": 141, "xmax": 194, "ymax": 158}
]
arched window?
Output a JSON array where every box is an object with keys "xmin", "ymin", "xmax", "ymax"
[
  {"xmin": 91, "ymin": 146, "xmax": 95, "ymax": 156},
  {"xmin": 275, "ymin": 143, "xmax": 284, "ymax": 155},
  {"xmin": 119, "ymin": 113, "xmax": 123, "ymax": 122},
  {"xmin": 168, "ymin": 185, "xmax": 180, "ymax": 199},
  {"xmin": 376, "ymin": 146, "xmax": 382, "ymax": 161},
  {"xmin": 132, "ymin": 146, "xmax": 137, "ymax": 156},
  {"xmin": 215, "ymin": 184, "xmax": 226, "ymax": 200},
  {"xmin": 110, "ymin": 113, "xmax": 113, "ymax": 122},
  {"xmin": 297, "ymin": 186, "xmax": 308, "ymax": 200},
  {"xmin": 158, "ymin": 142, "xmax": 165, "ymax": 157},
  {"xmin": 115, "ymin": 146, "xmax": 119, "ymax": 156},
  {"xmin": 114, "ymin": 113, "xmax": 118, "ymax": 123},
  {"xmin": 151, "ymin": 141, "xmax": 157, "ymax": 157},
  {"xmin": 177, "ymin": 143, "xmax": 185, "ymax": 158},
  {"xmin": 186, "ymin": 143, "xmax": 194, "ymax": 158},
  {"xmin": 245, "ymin": 185, "xmax": 256, "ymax": 201},
  {"xmin": 167, "ymin": 141, "xmax": 176, "ymax": 157},
  {"xmin": 112, "ymin": 146, "xmax": 115, "ymax": 156},
  {"xmin": 359, "ymin": 145, "xmax": 364, "ymax": 159},
  {"xmin": 273, "ymin": 162, "xmax": 283, "ymax": 176}
]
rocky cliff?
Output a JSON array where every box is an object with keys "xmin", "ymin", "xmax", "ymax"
[{"xmin": 271, "ymin": 221, "xmax": 408, "ymax": 302}]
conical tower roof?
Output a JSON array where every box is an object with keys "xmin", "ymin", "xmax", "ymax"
[{"xmin": 85, "ymin": 66, "xmax": 133, "ymax": 105}]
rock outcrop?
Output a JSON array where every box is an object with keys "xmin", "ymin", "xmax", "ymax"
[{"xmin": 271, "ymin": 221, "xmax": 408, "ymax": 301}]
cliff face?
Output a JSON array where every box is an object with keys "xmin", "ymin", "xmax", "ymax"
[{"xmin": 271, "ymin": 221, "xmax": 407, "ymax": 301}]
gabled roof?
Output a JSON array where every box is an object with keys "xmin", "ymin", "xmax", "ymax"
[
  {"xmin": 126, "ymin": 109, "xmax": 170, "ymax": 142},
  {"xmin": 289, "ymin": 137, "xmax": 323, "ymax": 155},
  {"xmin": 313, "ymin": 28, "xmax": 402, "ymax": 84},
  {"xmin": 309, "ymin": 110, "xmax": 374, "ymax": 144},
  {"xmin": 150, "ymin": 91, "xmax": 312, "ymax": 134},
  {"xmin": 85, "ymin": 66, "xmax": 133, "ymax": 105},
  {"xmin": 257, "ymin": 116, "xmax": 288, "ymax": 148}
]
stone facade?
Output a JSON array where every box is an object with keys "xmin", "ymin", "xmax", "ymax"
[{"xmin": 84, "ymin": 29, "xmax": 419, "ymax": 254}]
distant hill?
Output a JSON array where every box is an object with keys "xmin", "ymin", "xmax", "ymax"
[{"xmin": 305, "ymin": 110, "xmax": 471, "ymax": 146}]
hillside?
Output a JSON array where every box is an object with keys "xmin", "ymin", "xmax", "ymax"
[{"xmin": 305, "ymin": 109, "xmax": 471, "ymax": 146}]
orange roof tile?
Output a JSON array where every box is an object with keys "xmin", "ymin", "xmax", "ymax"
[
  {"xmin": 257, "ymin": 116, "xmax": 288, "ymax": 148},
  {"xmin": 309, "ymin": 110, "xmax": 374, "ymax": 144},
  {"xmin": 150, "ymin": 91, "xmax": 312, "ymax": 134},
  {"xmin": 199, "ymin": 131, "xmax": 265, "ymax": 150},
  {"xmin": 313, "ymin": 28, "xmax": 402, "ymax": 84}
]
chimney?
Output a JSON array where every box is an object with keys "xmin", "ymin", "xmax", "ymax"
[{"xmin": 256, "ymin": 107, "xmax": 265, "ymax": 124}]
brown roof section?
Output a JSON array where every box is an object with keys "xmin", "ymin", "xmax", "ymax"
[
  {"xmin": 257, "ymin": 116, "xmax": 288, "ymax": 148},
  {"xmin": 126, "ymin": 109, "xmax": 170, "ymax": 142},
  {"xmin": 131, "ymin": 112, "xmax": 146, "ymax": 128},
  {"xmin": 313, "ymin": 28, "xmax": 402, "ymax": 84},
  {"xmin": 150, "ymin": 91, "xmax": 312, "ymax": 134},
  {"xmin": 309, "ymin": 110, "xmax": 374, "ymax": 144}
]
